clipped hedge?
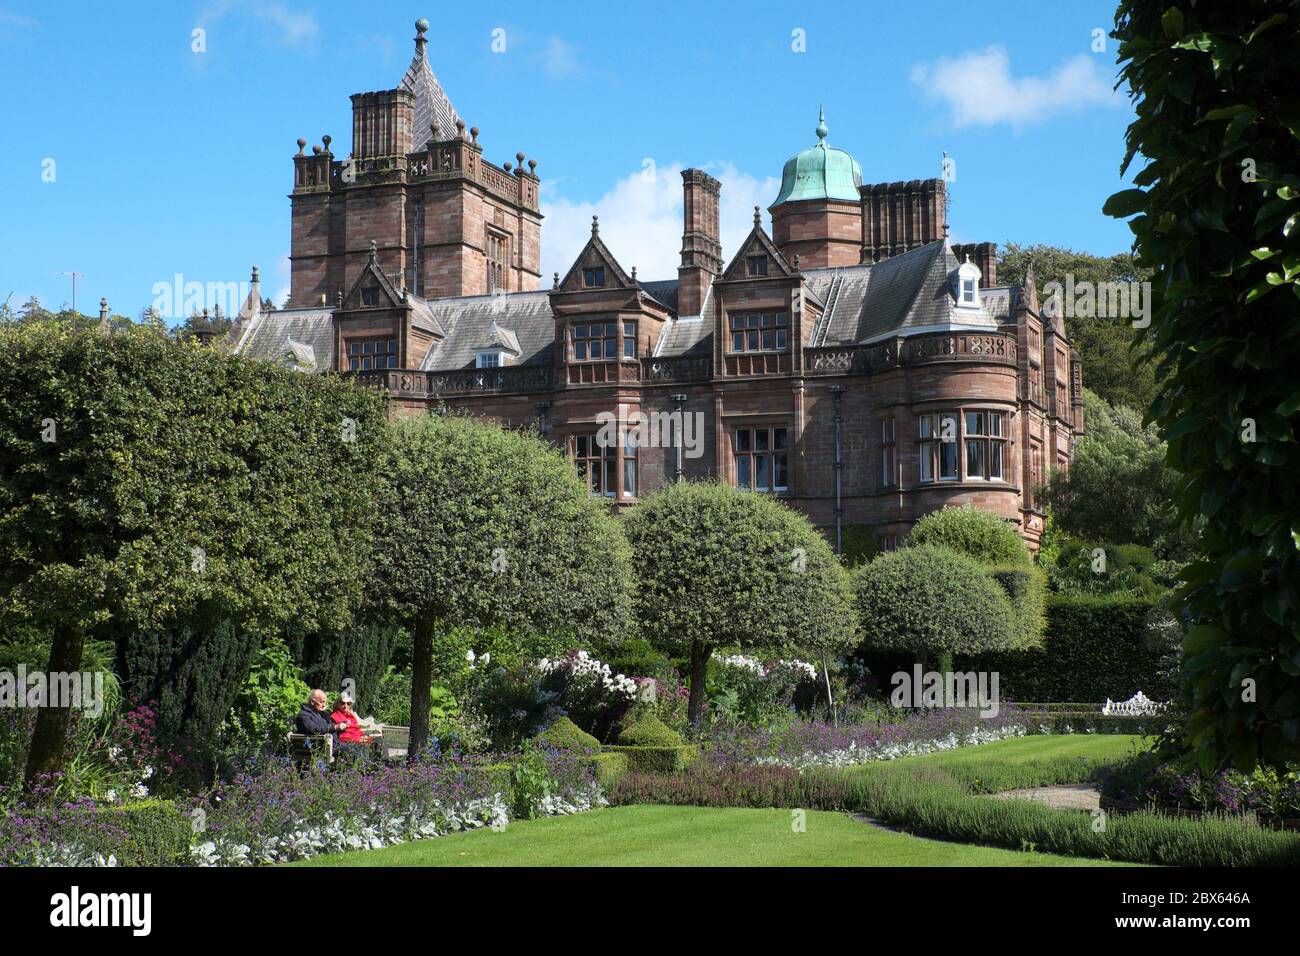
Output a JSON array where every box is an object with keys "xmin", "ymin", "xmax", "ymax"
[
  {"xmin": 538, "ymin": 716, "xmax": 600, "ymax": 752},
  {"xmin": 89, "ymin": 800, "xmax": 192, "ymax": 867},
  {"xmin": 586, "ymin": 751, "xmax": 629, "ymax": 788},
  {"xmin": 605, "ymin": 744, "xmax": 701, "ymax": 773},
  {"xmin": 956, "ymin": 594, "xmax": 1170, "ymax": 702},
  {"xmin": 990, "ymin": 565, "xmax": 1048, "ymax": 650},
  {"xmin": 616, "ymin": 715, "xmax": 683, "ymax": 748}
]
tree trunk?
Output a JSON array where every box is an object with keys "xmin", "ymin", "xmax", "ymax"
[
  {"xmin": 23, "ymin": 622, "xmax": 85, "ymax": 791},
  {"xmin": 687, "ymin": 640, "xmax": 710, "ymax": 727},
  {"xmin": 408, "ymin": 614, "xmax": 435, "ymax": 762},
  {"xmin": 938, "ymin": 651, "xmax": 954, "ymax": 706}
]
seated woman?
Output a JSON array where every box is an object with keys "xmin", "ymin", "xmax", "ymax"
[{"xmin": 330, "ymin": 692, "xmax": 374, "ymax": 746}]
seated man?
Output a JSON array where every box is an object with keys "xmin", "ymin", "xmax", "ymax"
[{"xmin": 296, "ymin": 689, "xmax": 346, "ymax": 742}]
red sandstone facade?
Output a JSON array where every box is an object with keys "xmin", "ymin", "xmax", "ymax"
[{"xmin": 232, "ymin": 21, "xmax": 1083, "ymax": 552}]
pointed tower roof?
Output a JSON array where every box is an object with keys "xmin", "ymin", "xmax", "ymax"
[{"xmin": 399, "ymin": 19, "xmax": 464, "ymax": 142}]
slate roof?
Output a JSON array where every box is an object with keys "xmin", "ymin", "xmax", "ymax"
[
  {"xmin": 802, "ymin": 240, "xmax": 1007, "ymax": 347},
  {"xmin": 231, "ymin": 241, "xmax": 1020, "ymax": 373},
  {"xmin": 399, "ymin": 46, "xmax": 464, "ymax": 144},
  {"xmin": 232, "ymin": 306, "xmax": 335, "ymax": 371},
  {"xmin": 420, "ymin": 290, "xmax": 555, "ymax": 370}
]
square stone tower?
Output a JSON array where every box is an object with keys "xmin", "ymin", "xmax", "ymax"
[{"xmin": 288, "ymin": 19, "xmax": 543, "ymax": 306}]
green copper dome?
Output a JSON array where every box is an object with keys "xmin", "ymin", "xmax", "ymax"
[{"xmin": 772, "ymin": 108, "xmax": 863, "ymax": 206}]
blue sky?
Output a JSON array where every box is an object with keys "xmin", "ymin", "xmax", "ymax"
[{"xmin": 0, "ymin": 0, "xmax": 1137, "ymax": 320}]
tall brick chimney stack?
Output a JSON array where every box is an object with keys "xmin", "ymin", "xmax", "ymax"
[
  {"xmin": 860, "ymin": 178, "xmax": 946, "ymax": 263},
  {"xmin": 677, "ymin": 169, "xmax": 722, "ymax": 316},
  {"xmin": 951, "ymin": 241, "xmax": 998, "ymax": 288}
]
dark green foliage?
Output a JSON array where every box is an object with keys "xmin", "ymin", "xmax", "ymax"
[
  {"xmin": 87, "ymin": 800, "xmax": 192, "ymax": 866},
  {"xmin": 287, "ymin": 624, "xmax": 400, "ymax": 711},
  {"xmin": 1109, "ymin": 1, "xmax": 1300, "ymax": 770},
  {"xmin": 840, "ymin": 523, "xmax": 880, "ymax": 568},
  {"xmin": 956, "ymin": 595, "xmax": 1173, "ymax": 702},
  {"xmin": 1044, "ymin": 536, "xmax": 1167, "ymax": 597},
  {"xmin": 989, "ymin": 565, "xmax": 1049, "ymax": 650},
  {"xmin": 602, "ymin": 638, "xmax": 674, "ymax": 680},
  {"xmin": 538, "ymin": 716, "xmax": 600, "ymax": 752},
  {"xmin": 617, "ymin": 714, "xmax": 683, "ymax": 747},
  {"xmin": 623, "ymin": 480, "xmax": 857, "ymax": 723},
  {"xmin": 1044, "ymin": 390, "xmax": 1193, "ymax": 558},
  {"xmin": 908, "ymin": 505, "xmax": 1032, "ymax": 567},
  {"xmin": 998, "ymin": 243, "xmax": 1158, "ymax": 412},
  {"xmin": 118, "ymin": 617, "xmax": 260, "ymax": 752},
  {"xmin": 0, "ymin": 322, "xmax": 387, "ymax": 781},
  {"xmin": 604, "ymin": 743, "xmax": 701, "ymax": 773},
  {"xmin": 854, "ymin": 544, "xmax": 1017, "ymax": 661}
]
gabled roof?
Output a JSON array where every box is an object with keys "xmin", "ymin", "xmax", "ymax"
[
  {"xmin": 399, "ymin": 23, "xmax": 464, "ymax": 143},
  {"xmin": 557, "ymin": 219, "xmax": 635, "ymax": 292},
  {"xmin": 721, "ymin": 216, "xmax": 797, "ymax": 281},
  {"xmin": 476, "ymin": 321, "xmax": 522, "ymax": 355},
  {"xmin": 343, "ymin": 245, "xmax": 404, "ymax": 310}
]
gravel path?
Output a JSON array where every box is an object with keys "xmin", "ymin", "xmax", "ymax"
[{"xmin": 989, "ymin": 784, "xmax": 1100, "ymax": 811}]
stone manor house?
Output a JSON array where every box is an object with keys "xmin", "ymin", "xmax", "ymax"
[{"xmin": 228, "ymin": 19, "xmax": 1084, "ymax": 552}]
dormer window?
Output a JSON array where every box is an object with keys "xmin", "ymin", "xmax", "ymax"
[
  {"xmin": 954, "ymin": 256, "xmax": 982, "ymax": 310},
  {"xmin": 746, "ymin": 255, "xmax": 768, "ymax": 277},
  {"xmin": 583, "ymin": 267, "xmax": 605, "ymax": 288},
  {"xmin": 476, "ymin": 350, "xmax": 506, "ymax": 368}
]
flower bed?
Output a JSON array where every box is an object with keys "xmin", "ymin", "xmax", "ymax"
[
  {"xmin": 705, "ymin": 706, "xmax": 1034, "ymax": 770},
  {"xmin": 1, "ymin": 747, "xmax": 605, "ymax": 867}
]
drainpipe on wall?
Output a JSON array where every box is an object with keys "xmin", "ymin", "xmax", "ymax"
[
  {"xmin": 829, "ymin": 385, "xmax": 846, "ymax": 555},
  {"xmin": 671, "ymin": 393, "xmax": 688, "ymax": 483},
  {"xmin": 827, "ymin": 384, "xmax": 846, "ymax": 726},
  {"xmin": 534, "ymin": 401, "xmax": 551, "ymax": 439}
]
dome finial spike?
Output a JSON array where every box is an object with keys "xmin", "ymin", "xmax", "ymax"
[{"xmin": 816, "ymin": 105, "xmax": 828, "ymax": 143}]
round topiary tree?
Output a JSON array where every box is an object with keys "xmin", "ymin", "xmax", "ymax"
[
  {"xmin": 909, "ymin": 505, "xmax": 1046, "ymax": 649},
  {"xmin": 372, "ymin": 413, "xmax": 633, "ymax": 757},
  {"xmin": 907, "ymin": 505, "xmax": 1032, "ymax": 566},
  {"xmin": 623, "ymin": 480, "xmax": 857, "ymax": 725},
  {"xmin": 853, "ymin": 544, "xmax": 1017, "ymax": 670},
  {"xmin": 0, "ymin": 322, "xmax": 387, "ymax": 786}
]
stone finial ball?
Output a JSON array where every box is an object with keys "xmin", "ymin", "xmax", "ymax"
[
  {"xmin": 322, "ymin": 134, "xmax": 332, "ymax": 147},
  {"xmin": 415, "ymin": 18, "xmax": 429, "ymax": 33},
  {"xmin": 297, "ymin": 137, "xmax": 307, "ymax": 148},
  {"xmin": 516, "ymin": 151, "xmax": 525, "ymax": 162}
]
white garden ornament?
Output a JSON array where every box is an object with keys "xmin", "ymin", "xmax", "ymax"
[{"xmin": 1101, "ymin": 690, "xmax": 1165, "ymax": 716}]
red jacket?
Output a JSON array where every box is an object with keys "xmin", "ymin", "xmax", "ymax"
[{"xmin": 331, "ymin": 708, "xmax": 366, "ymax": 744}]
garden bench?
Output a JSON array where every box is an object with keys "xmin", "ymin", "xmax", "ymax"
[
  {"xmin": 285, "ymin": 725, "xmax": 410, "ymax": 764},
  {"xmin": 285, "ymin": 732, "xmax": 334, "ymax": 765}
]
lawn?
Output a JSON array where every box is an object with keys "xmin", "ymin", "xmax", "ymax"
[{"xmin": 292, "ymin": 803, "xmax": 1133, "ymax": 867}]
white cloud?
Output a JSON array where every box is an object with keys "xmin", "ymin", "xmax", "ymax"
[
  {"xmin": 254, "ymin": 4, "xmax": 319, "ymax": 47},
  {"xmin": 542, "ymin": 36, "xmax": 580, "ymax": 80},
  {"xmin": 197, "ymin": 1, "xmax": 318, "ymax": 48},
  {"xmin": 910, "ymin": 46, "xmax": 1118, "ymax": 129},
  {"xmin": 539, "ymin": 163, "xmax": 780, "ymax": 285}
]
